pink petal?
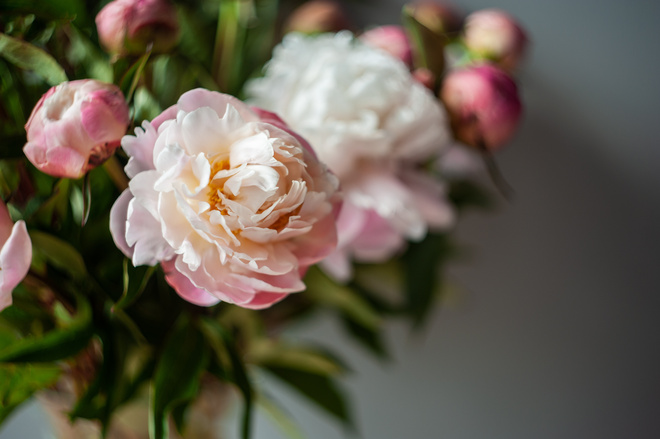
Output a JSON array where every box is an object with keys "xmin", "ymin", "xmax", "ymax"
[
  {"xmin": 109, "ymin": 189, "xmax": 135, "ymax": 259},
  {"xmin": 162, "ymin": 259, "xmax": 221, "ymax": 307},
  {"xmin": 0, "ymin": 221, "xmax": 32, "ymax": 312}
]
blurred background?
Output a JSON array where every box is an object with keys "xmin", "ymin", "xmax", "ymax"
[{"xmin": 2, "ymin": 0, "xmax": 659, "ymax": 438}]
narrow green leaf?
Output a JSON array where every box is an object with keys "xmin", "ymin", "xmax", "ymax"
[
  {"xmin": 120, "ymin": 50, "xmax": 152, "ymax": 105},
  {"xmin": 0, "ymin": 294, "xmax": 92, "ymax": 363},
  {"xmin": 0, "ymin": 33, "xmax": 67, "ymax": 85},
  {"xmin": 251, "ymin": 341, "xmax": 346, "ymax": 376},
  {"xmin": 263, "ymin": 366, "xmax": 353, "ymax": 430},
  {"xmin": 29, "ymin": 230, "xmax": 87, "ymax": 280},
  {"xmin": 200, "ymin": 317, "xmax": 253, "ymax": 439},
  {"xmin": 81, "ymin": 172, "xmax": 92, "ymax": 226},
  {"xmin": 402, "ymin": 232, "xmax": 451, "ymax": 328},
  {"xmin": 150, "ymin": 315, "xmax": 209, "ymax": 439},
  {"xmin": 340, "ymin": 315, "xmax": 389, "ymax": 360},
  {"xmin": 258, "ymin": 392, "xmax": 306, "ymax": 439},
  {"xmin": 0, "ymin": 363, "xmax": 61, "ymax": 424},
  {"xmin": 304, "ymin": 266, "xmax": 381, "ymax": 331},
  {"xmin": 401, "ymin": 5, "xmax": 448, "ymax": 89},
  {"xmin": 113, "ymin": 261, "xmax": 155, "ymax": 311}
]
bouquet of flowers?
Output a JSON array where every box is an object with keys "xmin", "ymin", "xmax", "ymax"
[{"xmin": 0, "ymin": 0, "xmax": 528, "ymax": 437}]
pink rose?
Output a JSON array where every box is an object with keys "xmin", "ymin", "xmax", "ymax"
[
  {"xmin": 24, "ymin": 80, "xmax": 130, "ymax": 179},
  {"xmin": 110, "ymin": 89, "xmax": 340, "ymax": 309},
  {"xmin": 95, "ymin": 0, "xmax": 180, "ymax": 56},
  {"xmin": 441, "ymin": 63, "xmax": 522, "ymax": 151},
  {"xmin": 360, "ymin": 26, "xmax": 413, "ymax": 68},
  {"xmin": 463, "ymin": 9, "xmax": 528, "ymax": 71},
  {"xmin": 0, "ymin": 200, "xmax": 32, "ymax": 312}
]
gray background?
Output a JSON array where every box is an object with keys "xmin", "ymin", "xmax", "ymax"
[{"xmin": 2, "ymin": 0, "xmax": 659, "ymax": 437}]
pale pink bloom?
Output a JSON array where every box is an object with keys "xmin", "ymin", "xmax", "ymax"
[
  {"xmin": 441, "ymin": 63, "xmax": 522, "ymax": 151},
  {"xmin": 360, "ymin": 26, "xmax": 413, "ymax": 68},
  {"xmin": 247, "ymin": 33, "xmax": 455, "ymax": 281},
  {"xmin": 96, "ymin": 0, "xmax": 180, "ymax": 55},
  {"xmin": 463, "ymin": 9, "xmax": 528, "ymax": 71},
  {"xmin": 24, "ymin": 80, "xmax": 129, "ymax": 179},
  {"xmin": 0, "ymin": 200, "xmax": 32, "ymax": 312},
  {"xmin": 110, "ymin": 89, "xmax": 340, "ymax": 308}
]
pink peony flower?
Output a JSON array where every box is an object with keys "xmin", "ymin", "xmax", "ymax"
[
  {"xmin": 441, "ymin": 63, "xmax": 522, "ymax": 151},
  {"xmin": 360, "ymin": 26, "xmax": 413, "ymax": 68},
  {"xmin": 0, "ymin": 200, "xmax": 32, "ymax": 312},
  {"xmin": 95, "ymin": 0, "xmax": 180, "ymax": 56},
  {"xmin": 24, "ymin": 80, "xmax": 130, "ymax": 179},
  {"xmin": 247, "ymin": 32, "xmax": 455, "ymax": 282},
  {"xmin": 463, "ymin": 9, "xmax": 528, "ymax": 72},
  {"xmin": 110, "ymin": 89, "xmax": 340, "ymax": 308}
]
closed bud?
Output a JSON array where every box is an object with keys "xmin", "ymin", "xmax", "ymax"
[
  {"xmin": 95, "ymin": 0, "xmax": 180, "ymax": 56},
  {"xmin": 285, "ymin": 0, "xmax": 350, "ymax": 34},
  {"xmin": 24, "ymin": 80, "xmax": 130, "ymax": 179},
  {"xmin": 441, "ymin": 63, "xmax": 521, "ymax": 150},
  {"xmin": 463, "ymin": 9, "xmax": 528, "ymax": 71},
  {"xmin": 360, "ymin": 26, "xmax": 413, "ymax": 67}
]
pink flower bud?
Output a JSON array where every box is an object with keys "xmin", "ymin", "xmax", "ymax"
[
  {"xmin": 463, "ymin": 9, "xmax": 528, "ymax": 71},
  {"xmin": 24, "ymin": 80, "xmax": 130, "ymax": 179},
  {"xmin": 406, "ymin": 1, "xmax": 463, "ymax": 35},
  {"xmin": 360, "ymin": 26, "xmax": 413, "ymax": 68},
  {"xmin": 285, "ymin": 0, "xmax": 350, "ymax": 34},
  {"xmin": 95, "ymin": 0, "xmax": 180, "ymax": 56},
  {"xmin": 412, "ymin": 67, "xmax": 436, "ymax": 89},
  {"xmin": 0, "ymin": 200, "xmax": 31, "ymax": 312},
  {"xmin": 441, "ymin": 64, "xmax": 522, "ymax": 151}
]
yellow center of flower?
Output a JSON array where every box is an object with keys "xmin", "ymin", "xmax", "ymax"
[{"xmin": 208, "ymin": 159, "xmax": 231, "ymax": 211}]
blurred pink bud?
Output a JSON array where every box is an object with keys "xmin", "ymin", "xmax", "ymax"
[
  {"xmin": 285, "ymin": 0, "xmax": 350, "ymax": 34},
  {"xmin": 463, "ymin": 9, "xmax": 528, "ymax": 71},
  {"xmin": 361, "ymin": 26, "xmax": 413, "ymax": 68},
  {"xmin": 95, "ymin": 0, "xmax": 180, "ymax": 56},
  {"xmin": 406, "ymin": 1, "xmax": 463, "ymax": 35},
  {"xmin": 441, "ymin": 63, "xmax": 522, "ymax": 151},
  {"xmin": 24, "ymin": 80, "xmax": 130, "ymax": 179},
  {"xmin": 412, "ymin": 67, "xmax": 436, "ymax": 89},
  {"xmin": 0, "ymin": 200, "xmax": 31, "ymax": 313}
]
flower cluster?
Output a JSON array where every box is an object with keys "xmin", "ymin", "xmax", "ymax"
[{"xmin": 0, "ymin": 0, "xmax": 529, "ymax": 437}]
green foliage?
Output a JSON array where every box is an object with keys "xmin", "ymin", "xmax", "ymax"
[
  {"xmin": 0, "ymin": 363, "xmax": 60, "ymax": 423},
  {"xmin": 0, "ymin": 32, "xmax": 68, "ymax": 85}
]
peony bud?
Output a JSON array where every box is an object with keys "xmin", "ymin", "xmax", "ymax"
[
  {"xmin": 24, "ymin": 80, "xmax": 130, "ymax": 179},
  {"xmin": 405, "ymin": 1, "xmax": 463, "ymax": 35},
  {"xmin": 441, "ymin": 63, "xmax": 521, "ymax": 151},
  {"xmin": 285, "ymin": 0, "xmax": 350, "ymax": 34},
  {"xmin": 360, "ymin": 26, "xmax": 413, "ymax": 68},
  {"xmin": 463, "ymin": 9, "xmax": 528, "ymax": 71},
  {"xmin": 0, "ymin": 200, "xmax": 31, "ymax": 313},
  {"xmin": 95, "ymin": 0, "xmax": 180, "ymax": 56}
]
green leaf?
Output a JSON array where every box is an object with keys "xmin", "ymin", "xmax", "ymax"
[
  {"xmin": 304, "ymin": 266, "xmax": 381, "ymax": 331},
  {"xmin": 113, "ymin": 261, "xmax": 156, "ymax": 311},
  {"xmin": 401, "ymin": 232, "xmax": 451, "ymax": 328},
  {"xmin": 0, "ymin": 363, "xmax": 61, "ymax": 424},
  {"xmin": 0, "ymin": 293, "xmax": 92, "ymax": 363},
  {"xmin": 119, "ymin": 50, "xmax": 152, "ymax": 105},
  {"xmin": 263, "ymin": 366, "xmax": 353, "ymax": 431},
  {"xmin": 340, "ymin": 315, "xmax": 389, "ymax": 360},
  {"xmin": 401, "ymin": 5, "xmax": 448, "ymax": 89},
  {"xmin": 200, "ymin": 317, "xmax": 253, "ymax": 439},
  {"xmin": 250, "ymin": 341, "xmax": 346, "ymax": 376},
  {"xmin": 0, "ymin": 33, "xmax": 67, "ymax": 86},
  {"xmin": 0, "ymin": 0, "xmax": 86, "ymax": 24},
  {"xmin": 257, "ymin": 392, "xmax": 306, "ymax": 439},
  {"xmin": 150, "ymin": 314, "xmax": 209, "ymax": 439},
  {"xmin": 29, "ymin": 230, "xmax": 87, "ymax": 280}
]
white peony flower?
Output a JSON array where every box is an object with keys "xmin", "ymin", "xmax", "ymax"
[
  {"xmin": 110, "ymin": 89, "xmax": 340, "ymax": 308},
  {"xmin": 247, "ymin": 32, "xmax": 455, "ymax": 281}
]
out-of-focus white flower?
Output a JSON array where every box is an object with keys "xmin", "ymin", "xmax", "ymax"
[
  {"xmin": 110, "ymin": 89, "xmax": 340, "ymax": 308},
  {"xmin": 0, "ymin": 200, "xmax": 32, "ymax": 312},
  {"xmin": 247, "ymin": 32, "xmax": 454, "ymax": 281}
]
